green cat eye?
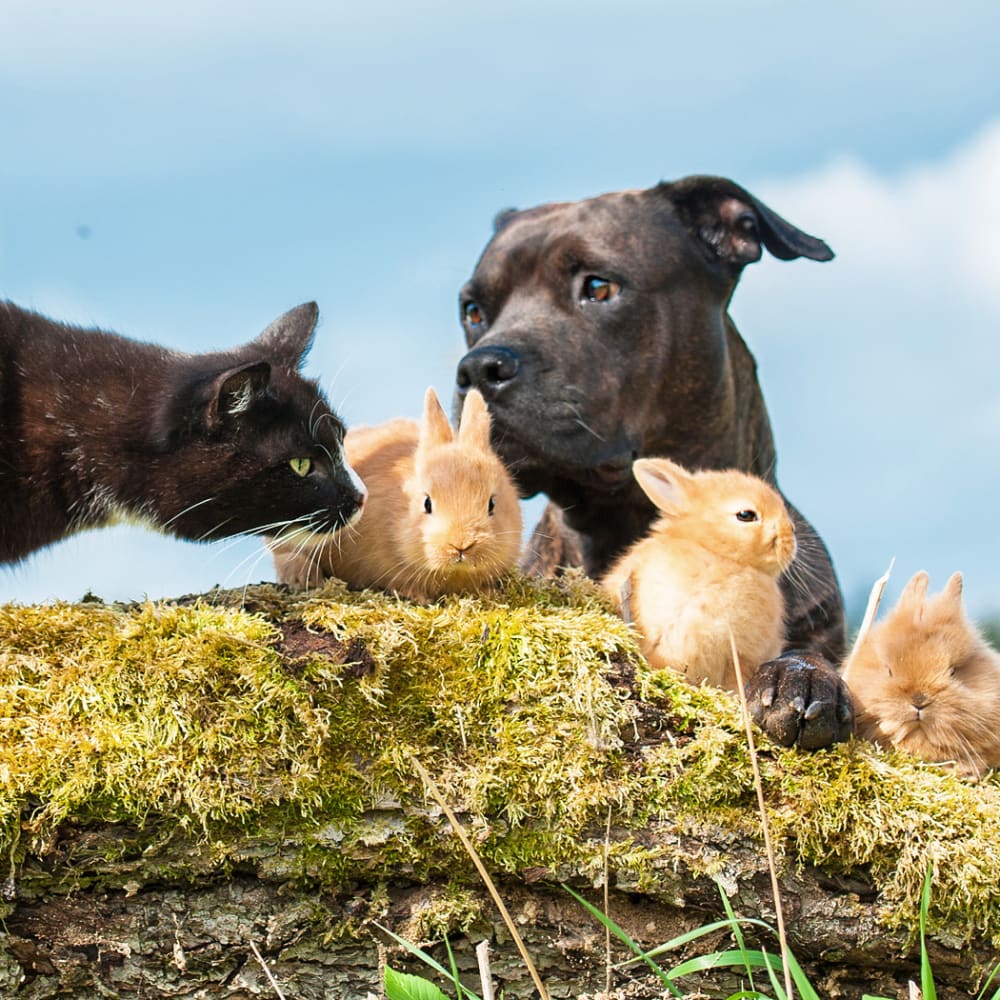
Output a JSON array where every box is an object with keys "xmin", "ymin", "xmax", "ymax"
[{"xmin": 289, "ymin": 457, "xmax": 312, "ymax": 477}]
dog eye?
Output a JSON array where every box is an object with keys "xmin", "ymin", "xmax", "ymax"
[
  {"xmin": 289, "ymin": 458, "xmax": 312, "ymax": 477},
  {"xmin": 424, "ymin": 495, "xmax": 433, "ymax": 515},
  {"xmin": 488, "ymin": 495, "xmax": 496, "ymax": 516},
  {"xmin": 735, "ymin": 510, "xmax": 758, "ymax": 523},
  {"xmin": 582, "ymin": 276, "xmax": 621, "ymax": 303},
  {"xmin": 463, "ymin": 301, "xmax": 487, "ymax": 330}
]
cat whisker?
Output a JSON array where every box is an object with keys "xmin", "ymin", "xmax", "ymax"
[
  {"xmin": 249, "ymin": 512, "xmax": 323, "ymax": 537},
  {"xmin": 195, "ymin": 517, "xmax": 237, "ymax": 543},
  {"xmin": 221, "ymin": 540, "xmax": 277, "ymax": 587},
  {"xmin": 307, "ymin": 398, "xmax": 327, "ymax": 440},
  {"xmin": 162, "ymin": 496, "xmax": 218, "ymax": 531}
]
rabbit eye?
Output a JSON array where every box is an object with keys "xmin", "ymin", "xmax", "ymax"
[
  {"xmin": 488, "ymin": 495, "xmax": 496, "ymax": 516},
  {"xmin": 423, "ymin": 495, "xmax": 433, "ymax": 515},
  {"xmin": 735, "ymin": 510, "xmax": 758, "ymax": 523}
]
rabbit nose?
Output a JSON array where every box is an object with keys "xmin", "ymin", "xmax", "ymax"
[
  {"xmin": 451, "ymin": 542, "xmax": 475, "ymax": 561},
  {"xmin": 911, "ymin": 691, "xmax": 932, "ymax": 711}
]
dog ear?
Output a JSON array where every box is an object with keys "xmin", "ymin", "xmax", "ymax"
[
  {"xmin": 493, "ymin": 208, "xmax": 520, "ymax": 233},
  {"xmin": 662, "ymin": 176, "xmax": 834, "ymax": 268}
]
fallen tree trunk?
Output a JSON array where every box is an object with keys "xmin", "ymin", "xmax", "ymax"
[{"xmin": 1, "ymin": 577, "xmax": 998, "ymax": 998}]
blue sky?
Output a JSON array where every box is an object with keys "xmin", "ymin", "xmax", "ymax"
[{"xmin": 2, "ymin": 1, "xmax": 999, "ymax": 622}]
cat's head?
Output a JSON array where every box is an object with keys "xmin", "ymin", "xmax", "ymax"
[
  {"xmin": 147, "ymin": 302, "xmax": 366, "ymax": 545},
  {"xmin": 848, "ymin": 570, "xmax": 1000, "ymax": 776}
]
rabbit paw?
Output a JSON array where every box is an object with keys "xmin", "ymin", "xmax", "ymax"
[{"xmin": 745, "ymin": 652, "xmax": 854, "ymax": 750}]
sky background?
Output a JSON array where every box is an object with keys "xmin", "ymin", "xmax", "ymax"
[{"xmin": 2, "ymin": 1, "xmax": 998, "ymax": 625}]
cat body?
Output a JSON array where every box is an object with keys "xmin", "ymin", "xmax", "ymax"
[
  {"xmin": 602, "ymin": 458, "xmax": 796, "ymax": 690},
  {"xmin": 0, "ymin": 300, "xmax": 365, "ymax": 564},
  {"xmin": 845, "ymin": 571, "xmax": 1000, "ymax": 777},
  {"xmin": 271, "ymin": 387, "xmax": 522, "ymax": 601}
]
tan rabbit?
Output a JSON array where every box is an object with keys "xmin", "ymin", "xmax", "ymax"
[
  {"xmin": 845, "ymin": 571, "xmax": 1000, "ymax": 777},
  {"xmin": 601, "ymin": 458, "xmax": 797, "ymax": 690},
  {"xmin": 271, "ymin": 387, "xmax": 522, "ymax": 601}
]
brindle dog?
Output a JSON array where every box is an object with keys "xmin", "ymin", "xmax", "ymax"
[{"xmin": 454, "ymin": 175, "xmax": 853, "ymax": 749}]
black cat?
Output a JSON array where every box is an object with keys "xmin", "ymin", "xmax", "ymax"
[{"xmin": 0, "ymin": 300, "xmax": 366, "ymax": 565}]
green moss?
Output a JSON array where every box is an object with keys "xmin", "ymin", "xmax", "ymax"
[{"xmin": 2, "ymin": 573, "xmax": 999, "ymax": 949}]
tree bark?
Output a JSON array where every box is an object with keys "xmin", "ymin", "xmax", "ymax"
[
  {"xmin": 1, "ymin": 585, "xmax": 997, "ymax": 999},
  {"xmin": 1, "ymin": 817, "xmax": 994, "ymax": 999}
]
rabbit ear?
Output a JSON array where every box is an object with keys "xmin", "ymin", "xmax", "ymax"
[
  {"xmin": 632, "ymin": 458, "xmax": 692, "ymax": 515},
  {"xmin": 942, "ymin": 571, "xmax": 964, "ymax": 605},
  {"xmin": 457, "ymin": 389, "xmax": 492, "ymax": 451},
  {"xmin": 419, "ymin": 387, "xmax": 454, "ymax": 451},
  {"xmin": 897, "ymin": 570, "xmax": 930, "ymax": 620}
]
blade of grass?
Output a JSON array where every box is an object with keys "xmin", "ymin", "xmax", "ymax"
[
  {"xmin": 781, "ymin": 945, "xmax": 822, "ymax": 1000},
  {"xmin": 561, "ymin": 883, "xmax": 680, "ymax": 996},
  {"xmin": 718, "ymin": 878, "xmax": 758, "ymax": 990},
  {"xmin": 376, "ymin": 922, "xmax": 483, "ymax": 1000},
  {"xmin": 761, "ymin": 946, "xmax": 789, "ymax": 1000},
  {"xmin": 754, "ymin": 941, "xmax": 822, "ymax": 1000},
  {"xmin": 619, "ymin": 916, "xmax": 777, "ymax": 967},
  {"xmin": 976, "ymin": 962, "xmax": 1000, "ymax": 1000},
  {"xmin": 667, "ymin": 947, "xmax": 785, "ymax": 979},
  {"xmin": 444, "ymin": 935, "xmax": 466, "ymax": 1000},
  {"xmin": 919, "ymin": 866, "xmax": 938, "ymax": 1000}
]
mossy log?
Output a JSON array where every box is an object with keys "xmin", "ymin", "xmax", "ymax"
[{"xmin": 1, "ymin": 576, "xmax": 998, "ymax": 999}]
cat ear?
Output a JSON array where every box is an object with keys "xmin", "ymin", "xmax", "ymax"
[
  {"xmin": 419, "ymin": 386, "xmax": 454, "ymax": 451},
  {"xmin": 250, "ymin": 302, "xmax": 319, "ymax": 370},
  {"xmin": 632, "ymin": 458, "xmax": 692, "ymax": 515},
  {"xmin": 457, "ymin": 389, "xmax": 492, "ymax": 452},
  {"xmin": 897, "ymin": 570, "xmax": 930, "ymax": 620},
  {"xmin": 207, "ymin": 361, "xmax": 271, "ymax": 427}
]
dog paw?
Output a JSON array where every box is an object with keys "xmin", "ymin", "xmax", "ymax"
[{"xmin": 745, "ymin": 651, "xmax": 854, "ymax": 750}]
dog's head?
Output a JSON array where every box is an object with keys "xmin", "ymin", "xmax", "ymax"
[{"xmin": 455, "ymin": 176, "xmax": 832, "ymax": 508}]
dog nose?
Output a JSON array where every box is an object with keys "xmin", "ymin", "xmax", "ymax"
[{"xmin": 456, "ymin": 346, "xmax": 520, "ymax": 399}]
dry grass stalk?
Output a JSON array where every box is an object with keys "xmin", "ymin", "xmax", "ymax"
[
  {"xmin": 841, "ymin": 558, "xmax": 895, "ymax": 684},
  {"xmin": 729, "ymin": 630, "xmax": 794, "ymax": 1000},
  {"xmin": 603, "ymin": 805, "xmax": 613, "ymax": 994},
  {"xmin": 249, "ymin": 939, "xmax": 288, "ymax": 1000},
  {"xmin": 476, "ymin": 939, "xmax": 495, "ymax": 1000},
  {"xmin": 411, "ymin": 756, "xmax": 552, "ymax": 1000}
]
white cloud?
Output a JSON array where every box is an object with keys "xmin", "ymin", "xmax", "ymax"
[{"xmin": 751, "ymin": 120, "xmax": 1000, "ymax": 314}]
